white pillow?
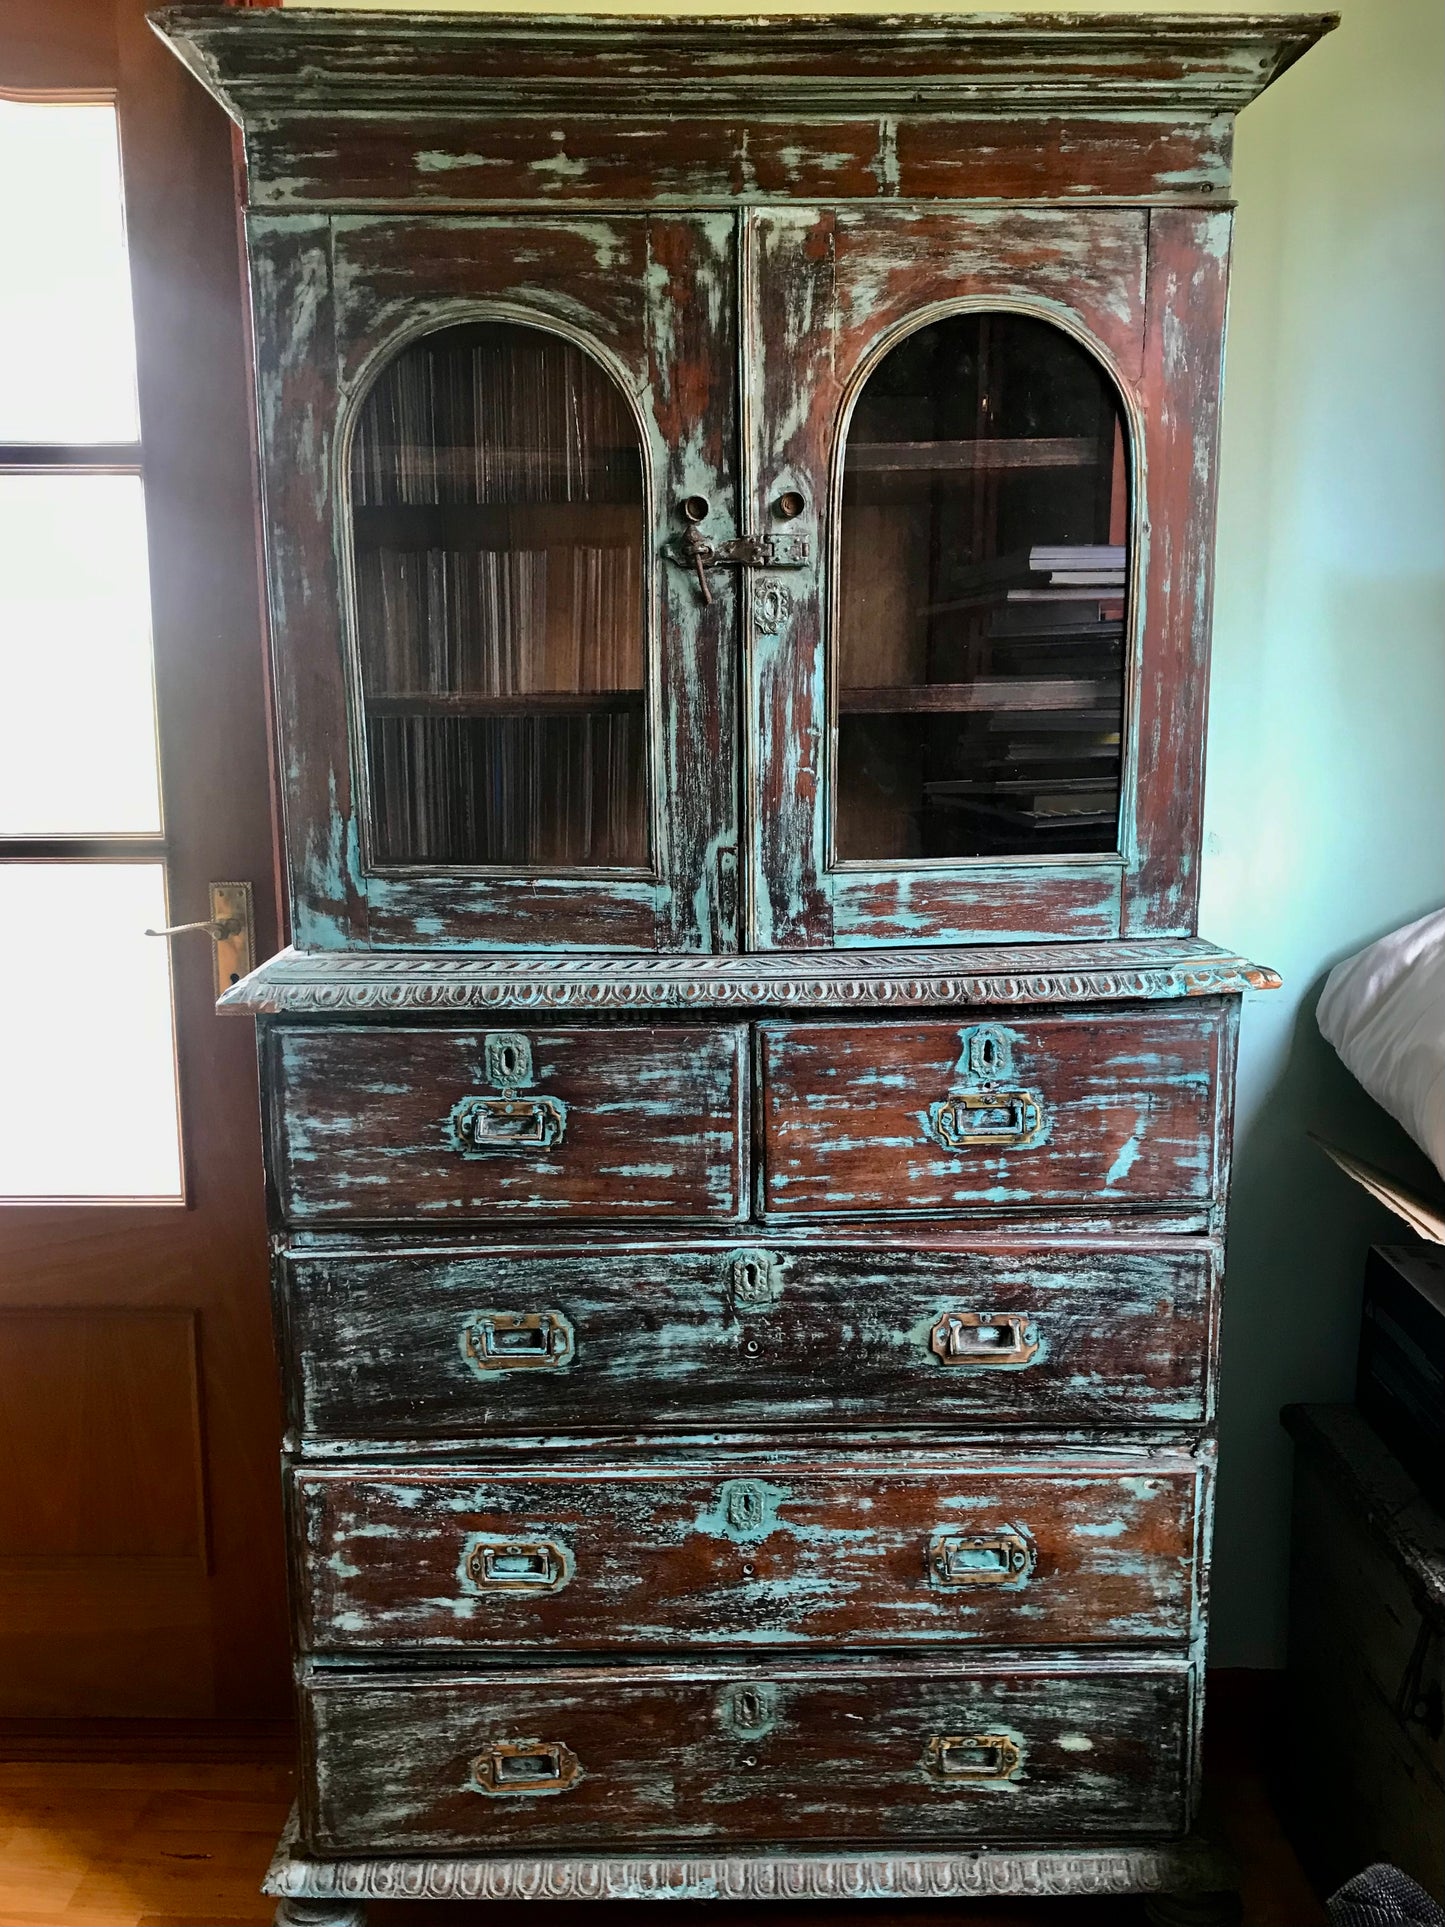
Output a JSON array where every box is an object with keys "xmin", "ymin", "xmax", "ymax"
[{"xmin": 1317, "ymin": 908, "xmax": 1445, "ymax": 1181}]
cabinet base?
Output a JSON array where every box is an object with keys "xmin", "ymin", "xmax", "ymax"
[{"xmin": 264, "ymin": 1807, "xmax": 1232, "ymax": 1910}]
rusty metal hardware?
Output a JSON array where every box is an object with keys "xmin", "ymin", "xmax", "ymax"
[
  {"xmin": 925, "ymin": 1024, "xmax": 1045, "ymax": 1150},
  {"xmin": 674, "ymin": 499, "xmax": 810, "ymax": 604},
  {"xmin": 773, "ymin": 488, "xmax": 806, "ymax": 520},
  {"xmin": 726, "ymin": 1247, "xmax": 784, "ymax": 1309},
  {"xmin": 728, "ymin": 1684, "xmax": 777, "ymax": 1734},
  {"xmin": 463, "ymin": 1535, "xmax": 572, "ymax": 1594},
  {"xmin": 929, "ymin": 1310, "xmax": 1040, "ymax": 1368},
  {"xmin": 753, "ymin": 578, "xmax": 794, "ymax": 635},
  {"xmin": 484, "ymin": 1031, "xmax": 533, "ymax": 1090},
  {"xmin": 460, "ymin": 1309, "xmax": 576, "ymax": 1374},
  {"xmin": 959, "ymin": 1024, "xmax": 1013, "ymax": 1080},
  {"xmin": 928, "ymin": 1526, "xmax": 1036, "ymax": 1591},
  {"xmin": 449, "ymin": 1092, "xmax": 567, "ymax": 1155},
  {"xmin": 468, "ymin": 1738, "xmax": 582, "ymax": 1798},
  {"xmin": 927, "ymin": 1087, "xmax": 1046, "ymax": 1150},
  {"xmin": 145, "ymin": 880, "xmax": 255, "ymax": 996},
  {"xmin": 923, "ymin": 1733, "xmax": 1023, "ymax": 1783},
  {"xmin": 720, "ymin": 1478, "xmax": 772, "ymax": 1536}
]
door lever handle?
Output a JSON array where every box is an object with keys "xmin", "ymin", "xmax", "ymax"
[
  {"xmin": 145, "ymin": 881, "xmax": 255, "ymax": 997},
  {"xmin": 146, "ymin": 918, "xmax": 232, "ymax": 940}
]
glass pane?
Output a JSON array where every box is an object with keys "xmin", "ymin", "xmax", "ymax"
[
  {"xmin": 351, "ymin": 321, "xmax": 648, "ymax": 869},
  {"xmin": 0, "ymin": 99, "xmax": 139, "ymax": 443},
  {"xmin": 0, "ymin": 864, "xmax": 181, "ymax": 1200},
  {"xmin": 0, "ymin": 475, "xmax": 162, "ymax": 835},
  {"xmin": 836, "ymin": 313, "xmax": 1129, "ymax": 863}
]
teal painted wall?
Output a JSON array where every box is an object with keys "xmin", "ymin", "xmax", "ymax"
[
  {"xmin": 301, "ymin": 0, "xmax": 1445, "ymax": 1667},
  {"xmin": 1199, "ymin": 0, "xmax": 1445, "ymax": 1665}
]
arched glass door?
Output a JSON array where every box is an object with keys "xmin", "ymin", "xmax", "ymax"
[
  {"xmin": 350, "ymin": 320, "xmax": 650, "ymax": 871},
  {"xmin": 836, "ymin": 310, "xmax": 1129, "ymax": 864}
]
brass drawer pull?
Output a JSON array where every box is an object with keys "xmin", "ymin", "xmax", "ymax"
[
  {"xmin": 923, "ymin": 1732, "xmax": 1023, "ymax": 1783},
  {"xmin": 449, "ymin": 1093, "xmax": 567, "ymax": 1156},
  {"xmin": 463, "ymin": 1535, "xmax": 573, "ymax": 1594},
  {"xmin": 468, "ymin": 1737, "xmax": 582, "ymax": 1798},
  {"xmin": 929, "ymin": 1310, "xmax": 1039, "ymax": 1368},
  {"xmin": 461, "ymin": 1309, "xmax": 576, "ymax": 1375},
  {"xmin": 927, "ymin": 1088, "xmax": 1045, "ymax": 1149},
  {"xmin": 928, "ymin": 1526, "xmax": 1035, "ymax": 1591}
]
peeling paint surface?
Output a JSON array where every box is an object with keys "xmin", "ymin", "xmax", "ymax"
[{"xmin": 302, "ymin": 1654, "xmax": 1194, "ymax": 1853}]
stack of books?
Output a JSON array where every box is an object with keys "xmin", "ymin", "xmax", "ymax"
[{"xmin": 1007, "ymin": 545, "xmax": 1127, "ymax": 606}]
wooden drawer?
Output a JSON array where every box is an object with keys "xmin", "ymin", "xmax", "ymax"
[
  {"xmin": 301, "ymin": 1654, "xmax": 1193, "ymax": 1852},
  {"xmin": 292, "ymin": 1444, "xmax": 1206, "ymax": 1654},
  {"xmin": 268, "ymin": 1024, "xmax": 747, "ymax": 1224},
  {"xmin": 283, "ymin": 1238, "xmax": 1216, "ymax": 1437},
  {"xmin": 759, "ymin": 1010, "xmax": 1228, "ymax": 1217}
]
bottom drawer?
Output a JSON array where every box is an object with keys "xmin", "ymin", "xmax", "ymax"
[{"xmin": 301, "ymin": 1655, "xmax": 1193, "ymax": 1853}]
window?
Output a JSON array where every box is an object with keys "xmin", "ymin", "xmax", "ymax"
[{"xmin": 0, "ymin": 97, "xmax": 181, "ymax": 1201}]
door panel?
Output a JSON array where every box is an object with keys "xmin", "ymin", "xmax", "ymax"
[
  {"xmin": 0, "ymin": 0, "xmax": 288, "ymax": 1717},
  {"xmin": 249, "ymin": 212, "xmax": 738, "ymax": 952},
  {"xmin": 743, "ymin": 203, "xmax": 1224, "ymax": 950}
]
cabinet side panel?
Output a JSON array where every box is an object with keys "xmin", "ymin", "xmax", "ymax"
[
  {"xmin": 1124, "ymin": 207, "xmax": 1232, "ymax": 937},
  {"xmin": 248, "ymin": 213, "xmax": 364, "ymax": 948}
]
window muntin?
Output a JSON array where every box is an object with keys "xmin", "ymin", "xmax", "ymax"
[
  {"xmin": 835, "ymin": 311, "xmax": 1130, "ymax": 865},
  {"xmin": 349, "ymin": 320, "xmax": 650, "ymax": 871}
]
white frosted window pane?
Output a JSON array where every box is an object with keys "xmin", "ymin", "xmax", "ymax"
[
  {"xmin": 0, "ymin": 476, "xmax": 161, "ymax": 835},
  {"xmin": 0, "ymin": 99, "xmax": 139, "ymax": 443},
  {"xmin": 0, "ymin": 865, "xmax": 181, "ymax": 1199}
]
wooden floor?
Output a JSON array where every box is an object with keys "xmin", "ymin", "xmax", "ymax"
[{"xmin": 0, "ymin": 1697, "xmax": 1326, "ymax": 1927}]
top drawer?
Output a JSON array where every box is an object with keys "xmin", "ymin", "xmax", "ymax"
[
  {"xmin": 269, "ymin": 1024, "xmax": 747, "ymax": 1224},
  {"xmin": 760, "ymin": 1010, "xmax": 1226, "ymax": 1217}
]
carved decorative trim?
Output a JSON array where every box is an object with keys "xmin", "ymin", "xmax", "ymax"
[
  {"xmin": 263, "ymin": 1812, "xmax": 1230, "ymax": 1903},
  {"xmin": 220, "ymin": 941, "xmax": 1280, "ymax": 1017}
]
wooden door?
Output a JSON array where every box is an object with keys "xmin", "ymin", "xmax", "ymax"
[
  {"xmin": 248, "ymin": 211, "xmax": 740, "ymax": 953},
  {"xmin": 743, "ymin": 203, "xmax": 1231, "ymax": 950},
  {"xmin": 0, "ymin": 0, "xmax": 288, "ymax": 1717}
]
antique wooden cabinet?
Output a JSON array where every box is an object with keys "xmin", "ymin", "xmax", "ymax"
[{"xmin": 155, "ymin": 11, "xmax": 1334, "ymax": 1922}]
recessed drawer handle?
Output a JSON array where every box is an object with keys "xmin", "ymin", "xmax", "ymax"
[
  {"xmin": 924, "ymin": 1732, "xmax": 1023, "ymax": 1783},
  {"xmin": 927, "ymin": 1089, "xmax": 1046, "ymax": 1149},
  {"xmin": 929, "ymin": 1310, "xmax": 1040, "ymax": 1368},
  {"xmin": 449, "ymin": 1093, "xmax": 568, "ymax": 1156},
  {"xmin": 468, "ymin": 1737, "xmax": 582, "ymax": 1798},
  {"xmin": 463, "ymin": 1536, "xmax": 572, "ymax": 1594},
  {"xmin": 928, "ymin": 1526, "xmax": 1035, "ymax": 1591},
  {"xmin": 461, "ymin": 1309, "xmax": 576, "ymax": 1375}
]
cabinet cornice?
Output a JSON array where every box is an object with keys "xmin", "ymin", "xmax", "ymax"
[{"xmin": 152, "ymin": 10, "xmax": 1336, "ymax": 124}]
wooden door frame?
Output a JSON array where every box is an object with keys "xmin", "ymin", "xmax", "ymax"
[{"xmin": 0, "ymin": 0, "xmax": 289, "ymax": 1717}]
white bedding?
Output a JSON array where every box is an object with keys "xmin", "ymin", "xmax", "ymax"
[{"xmin": 1317, "ymin": 907, "xmax": 1445, "ymax": 1181}]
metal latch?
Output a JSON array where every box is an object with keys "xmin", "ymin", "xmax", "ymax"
[{"xmin": 675, "ymin": 496, "xmax": 809, "ymax": 604}]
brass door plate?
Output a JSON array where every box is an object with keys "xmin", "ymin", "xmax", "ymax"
[{"xmin": 210, "ymin": 881, "xmax": 255, "ymax": 997}]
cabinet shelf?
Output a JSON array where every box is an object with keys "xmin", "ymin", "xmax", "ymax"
[
  {"xmin": 353, "ymin": 503, "xmax": 640, "ymax": 548},
  {"xmin": 840, "ymin": 678, "xmax": 1118, "ymax": 716},
  {"xmin": 366, "ymin": 689, "xmax": 644, "ymax": 719},
  {"xmin": 846, "ymin": 437, "xmax": 1101, "ymax": 473}
]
